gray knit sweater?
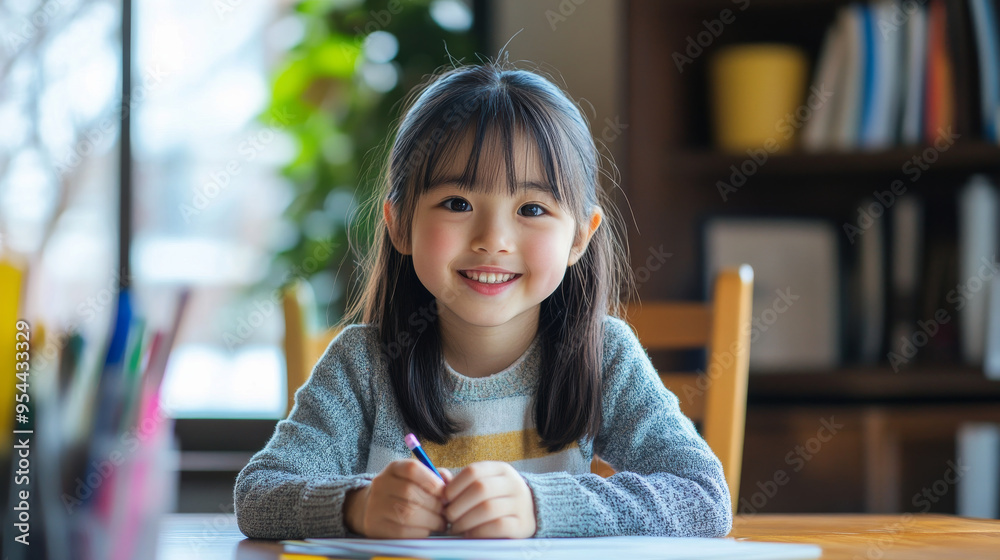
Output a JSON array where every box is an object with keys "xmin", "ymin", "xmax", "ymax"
[{"xmin": 233, "ymin": 316, "xmax": 732, "ymax": 539}]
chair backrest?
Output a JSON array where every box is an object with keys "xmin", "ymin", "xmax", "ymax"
[
  {"xmin": 282, "ymin": 280, "xmax": 341, "ymax": 416},
  {"xmin": 592, "ymin": 264, "xmax": 753, "ymax": 514}
]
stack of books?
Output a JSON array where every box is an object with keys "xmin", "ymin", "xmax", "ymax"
[
  {"xmin": 803, "ymin": 0, "xmax": 1000, "ymax": 150},
  {"xmin": 845, "ymin": 174, "xmax": 1000, "ymax": 378}
]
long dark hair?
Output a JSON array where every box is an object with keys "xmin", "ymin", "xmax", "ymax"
[{"xmin": 338, "ymin": 60, "xmax": 633, "ymax": 452}]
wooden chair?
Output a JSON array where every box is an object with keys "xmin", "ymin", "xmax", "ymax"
[
  {"xmin": 591, "ymin": 265, "xmax": 753, "ymax": 514},
  {"xmin": 281, "ymin": 279, "xmax": 341, "ymax": 416}
]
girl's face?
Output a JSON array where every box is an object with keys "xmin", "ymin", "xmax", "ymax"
[{"xmin": 389, "ymin": 132, "xmax": 597, "ymax": 331}]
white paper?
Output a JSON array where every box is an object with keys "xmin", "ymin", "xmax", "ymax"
[{"xmin": 283, "ymin": 535, "xmax": 823, "ymax": 560}]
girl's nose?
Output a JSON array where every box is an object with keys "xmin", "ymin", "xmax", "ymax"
[{"xmin": 472, "ymin": 214, "xmax": 515, "ymax": 254}]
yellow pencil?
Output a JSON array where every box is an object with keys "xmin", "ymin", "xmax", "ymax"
[{"xmin": 279, "ymin": 553, "xmax": 351, "ymax": 560}]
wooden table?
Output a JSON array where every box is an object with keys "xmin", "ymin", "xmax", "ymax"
[
  {"xmin": 732, "ymin": 513, "xmax": 1000, "ymax": 559},
  {"xmin": 158, "ymin": 512, "xmax": 1000, "ymax": 559}
]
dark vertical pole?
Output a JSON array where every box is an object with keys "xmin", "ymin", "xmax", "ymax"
[
  {"xmin": 120, "ymin": 0, "xmax": 132, "ymax": 292},
  {"xmin": 473, "ymin": 0, "xmax": 491, "ymax": 57}
]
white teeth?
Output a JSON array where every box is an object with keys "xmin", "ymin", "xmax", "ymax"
[{"xmin": 462, "ymin": 271, "xmax": 517, "ymax": 284}]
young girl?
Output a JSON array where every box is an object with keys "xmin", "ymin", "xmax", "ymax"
[{"xmin": 235, "ymin": 61, "xmax": 732, "ymax": 540}]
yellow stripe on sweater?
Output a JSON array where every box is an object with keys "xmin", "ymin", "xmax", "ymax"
[{"xmin": 420, "ymin": 428, "xmax": 577, "ymax": 467}]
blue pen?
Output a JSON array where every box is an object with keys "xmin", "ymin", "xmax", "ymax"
[{"xmin": 404, "ymin": 433, "xmax": 443, "ymax": 480}]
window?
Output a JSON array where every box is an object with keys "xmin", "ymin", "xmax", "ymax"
[
  {"xmin": 2, "ymin": 0, "xmax": 123, "ymax": 357},
  {"xmin": 132, "ymin": 0, "xmax": 299, "ymax": 418}
]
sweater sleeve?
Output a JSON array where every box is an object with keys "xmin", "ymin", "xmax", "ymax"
[
  {"xmin": 520, "ymin": 317, "xmax": 733, "ymax": 538},
  {"xmin": 233, "ymin": 325, "xmax": 378, "ymax": 539}
]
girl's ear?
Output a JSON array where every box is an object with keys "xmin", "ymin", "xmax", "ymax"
[
  {"xmin": 568, "ymin": 206, "xmax": 603, "ymax": 267},
  {"xmin": 384, "ymin": 199, "xmax": 412, "ymax": 255}
]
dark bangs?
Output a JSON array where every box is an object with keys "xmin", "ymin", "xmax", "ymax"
[{"xmin": 388, "ymin": 66, "xmax": 599, "ymax": 240}]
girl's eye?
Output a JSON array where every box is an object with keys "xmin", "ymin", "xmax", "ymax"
[
  {"xmin": 441, "ymin": 198, "xmax": 547, "ymax": 217},
  {"xmin": 442, "ymin": 198, "xmax": 470, "ymax": 212},
  {"xmin": 519, "ymin": 204, "xmax": 547, "ymax": 217}
]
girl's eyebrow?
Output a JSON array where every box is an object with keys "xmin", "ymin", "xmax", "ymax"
[{"xmin": 427, "ymin": 177, "xmax": 554, "ymax": 193}]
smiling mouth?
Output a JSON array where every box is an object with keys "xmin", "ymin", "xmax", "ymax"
[{"xmin": 459, "ymin": 270, "xmax": 522, "ymax": 284}]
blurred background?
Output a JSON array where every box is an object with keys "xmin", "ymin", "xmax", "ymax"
[{"xmin": 2, "ymin": 0, "xmax": 1000, "ymax": 555}]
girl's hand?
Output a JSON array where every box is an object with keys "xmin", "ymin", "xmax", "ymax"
[
  {"xmin": 442, "ymin": 461, "xmax": 537, "ymax": 538},
  {"xmin": 344, "ymin": 459, "xmax": 450, "ymax": 538}
]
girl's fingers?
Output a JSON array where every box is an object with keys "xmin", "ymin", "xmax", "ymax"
[
  {"xmin": 443, "ymin": 462, "xmax": 508, "ymax": 503},
  {"xmin": 459, "ymin": 515, "xmax": 522, "ymax": 539},
  {"xmin": 391, "ymin": 460, "xmax": 447, "ymax": 494},
  {"xmin": 443, "ymin": 474, "xmax": 512, "ymax": 522},
  {"xmin": 439, "ymin": 468, "xmax": 454, "ymax": 484},
  {"xmin": 383, "ymin": 499, "xmax": 449, "ymax": 533},
  {"xmin": 392, "ymin": 482, "xmax": 445, "ymax": 517},
  {"xmin": 447, "ymin": 496, "xmax": 517, "ymax": 535},
  {"xmin": 389, "ymin": 462, "xmax": 447, "ymax": 507}
]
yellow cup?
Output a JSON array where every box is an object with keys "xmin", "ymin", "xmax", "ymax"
[{"xmin": 709, "ymin": 43, "xmax": 809, "ymax": 153}]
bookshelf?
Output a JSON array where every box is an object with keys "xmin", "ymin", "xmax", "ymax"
[
  {"xmin": 624, "ymin": 0, "xmax": 1000, "ymax": 514},
  {"xmin": 669, "ymin": 140, "xmax": 1000, "ymax": 177}
]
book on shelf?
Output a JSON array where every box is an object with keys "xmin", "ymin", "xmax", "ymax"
[
  {"xmin": 957, "ymin": 175, "xmax": 999, "ymax": 365},
  {"xmin": 969, "ymin": 0, "xmax": 1000, "ymax": 142},
  {"xmin": 861, "ymin": 0, "xmax": 906, "ymax": 149},
  {"xmin": 919, "ymin": 237, "xmax": 962, "ymax": 364},
  {"xmin": 703, "ymin": 217, "xmax": 840, "ymax": 372},
  {"xmin": 842, "ymin": 175, "xmax": 1000, "ymax": 372},
  {"xmin": 924, "ymin": 0, "xmax": 957, "ymax": 143},
  {"xmin": 801, "ymin": 13, "xmax": 847, "ymax": 150},
  {"xmin": 947, "ymin": 0, "xmax": 984, "ymax": 140},
  {"xmin": 902, "ymin": 1, "xmax": 929, "ymax": 145},
  {"xmin": 832, "ymin": 4, "xmax": 867, "ymax": 150},
  {"xmin": 956, "ymin": 422, "xmax": 1000, "ymax": 518},
  {"xmin": 985, "ymin": 275, "xmax": 1000, "ymax": 379},
  {"xmin": 855, "ymin": 195, "xmax": 887, "ymax": 364},
  {"xmin": 886, "ymin": 195, "xmax": 925, "ymax": 363}
]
